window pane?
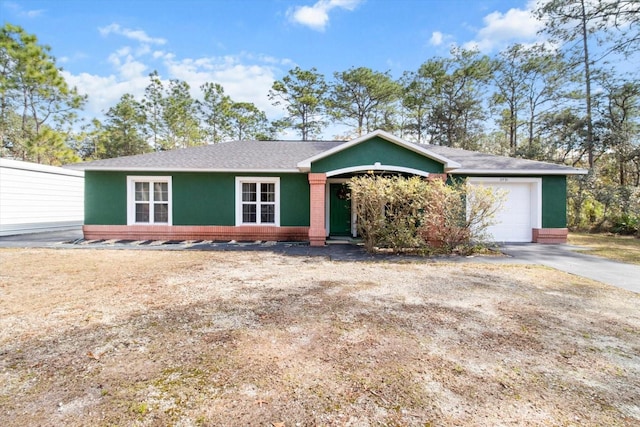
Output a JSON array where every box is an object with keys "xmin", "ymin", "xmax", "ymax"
[
  {"xmin": 154, "ymin": 203, "xmax": 168, "ymax": 223},
  {"xmin": 135, "ymin": 203, "xmax": 149, "ymax": 222},
  {"xmin": 242, "ymin": 204, "xmax": 256, "ymax": 223},
  {"xmin": 154, "ymin": 182, "xmax": 168, "ymax": 202},
  {"xmin": 242, "ymin": 183, "xmax": 256, "ymax": 202},
  {"xmin": 261, "ymin": 204, "xmax": 275, "ymax": 223},
  {"xmin": 135, "ymin": 182, "xmax": 149, "ymax": 201},
  {"xmin": 261, "ymin": 183, "xmax": 275, "ymax": 202}
]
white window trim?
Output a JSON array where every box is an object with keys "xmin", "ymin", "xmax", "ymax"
[
  {"xmin": 126, "ymin": 176, "xmax": 172, "ymax": 226},
  {"xmin": 235, "ymin": 177, "xmax": 280, "ymax": 226}
]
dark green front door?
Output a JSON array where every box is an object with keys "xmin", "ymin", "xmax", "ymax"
[{"xmin": 329, "ymin": 183, "xmax": 351, "ymax": 236}]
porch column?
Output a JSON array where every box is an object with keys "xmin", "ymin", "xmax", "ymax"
[
  {"xmin": 427, "ymin": 173, "xmax": 447, "ymax": 182},
  {"xmin": 308, "ymin": 173, "xmax": 327, "ymax": 246}
]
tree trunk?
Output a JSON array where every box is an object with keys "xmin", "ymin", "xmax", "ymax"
[
  {"xmin": 580, "ymin": 0, "xmax": 595, "ymax": 169},
  {"xmin": 510, "ymin": 109, "xmax": 517, "ymax": 154}
]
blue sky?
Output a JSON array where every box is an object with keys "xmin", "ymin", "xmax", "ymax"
[{"xmin": 2, "ymin": 0, "xmax": 545, "ymax": 128}]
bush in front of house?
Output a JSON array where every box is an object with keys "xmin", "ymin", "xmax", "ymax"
[
  {"xmin": 349, "ymin": 175, "xmax": 505, "ymax": 254},
  {"xmin": 348, "ymin": 175, "xmax": 426, "ymax": 253}
]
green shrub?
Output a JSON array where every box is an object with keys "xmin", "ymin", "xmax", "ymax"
[
  {"xmin": 349, "ymin": 175, "xmax": 505, "ymax": 254},
  {"xmin": 567, "ymin": 172, "xmax": 640, "ymax": 234},
  {"xmin": 349, "ymin": 175, "xmax": 427, "ymax": 252},
  {"xmin": 611, "ymin": 214, "xmax": 640, "ymax": 235}
]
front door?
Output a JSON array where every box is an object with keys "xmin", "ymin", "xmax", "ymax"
[{"xmin": 329, "ymin": 183, "xmax": 351, "ymax": 236}]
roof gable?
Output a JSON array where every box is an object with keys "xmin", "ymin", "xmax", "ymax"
[
  {"xmin": 307, "ymin": 135, "xmax": 446, "ymax": 175},
  {"xmin": 296, "ymin": 130, "xmax": 461, "ymax": 171}
]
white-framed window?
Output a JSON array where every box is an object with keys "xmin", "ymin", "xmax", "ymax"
[
  {"xmin": 235, "ymin": 177, "xmax": 280, "ymax": 226},
  {"xmin": 127, "ymin": 176, "xmax": 172, "ymax": 225}
]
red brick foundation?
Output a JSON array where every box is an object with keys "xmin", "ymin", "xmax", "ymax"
[
  {"xmin": 83, "ymin": 225, "xmax": 309, "ymax": 242},
  {"xmin": 532, "ymin": 228, "xmax": 568, "ymax": 244}
]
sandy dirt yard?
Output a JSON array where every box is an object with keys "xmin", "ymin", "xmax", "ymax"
[{"xmin": 0, "ymin": 248, "xmax": 639, "ymax": 426}]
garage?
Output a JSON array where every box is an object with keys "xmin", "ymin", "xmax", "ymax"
[{"xmin": 468, "ymin": 178, "xmax": 541, "ymax": 243}]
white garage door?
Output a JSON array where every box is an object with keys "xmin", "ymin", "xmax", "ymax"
[{"xmin": 469, "ymin": 179, "xmax": 540, "ymax": 243}]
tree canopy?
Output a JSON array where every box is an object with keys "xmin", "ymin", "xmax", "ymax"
[
  {"xmin": 1, "ymin": 16, "xmax": 639, "ymax": 234},
  {"xmin": 0, "ymin": 23, "xmax": 85, "ymax": 165},
  {"xmin": 269, "ymin": 66, "xmax": 328, "ymax": 140}
]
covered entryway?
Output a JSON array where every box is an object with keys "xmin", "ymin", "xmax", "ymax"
[
  {"xmin": 301, "ymin": 130, "xmax": 461, "ymax": 245},
  {"xmin": 468, "ymin": 177, "xmax": 541, "ymax": 242},
  {"xmin": 324, "ymin": 169, "xmax": 436, "ymax": 239}
]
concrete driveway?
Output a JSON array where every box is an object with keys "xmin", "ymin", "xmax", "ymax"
[
  {"xmin": 1, "ymin": 229, "xmax": 638, "ymax": 293},
  {"xmin": 500, "ymin": 243, "xmax": 640, "ymax": 293},
  {"xmin": 0, "ymin": 228, "xmax": 83, "ymax": 246}
]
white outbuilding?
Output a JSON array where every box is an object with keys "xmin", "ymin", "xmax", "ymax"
[{"xmin": 0, "ymin": 158, "xmax": 84, "ymax": 236}]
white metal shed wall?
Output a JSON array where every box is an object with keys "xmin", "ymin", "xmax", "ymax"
[{"xmin": 0, "ymin": 159, "xmax": 84, "ymax": 236}]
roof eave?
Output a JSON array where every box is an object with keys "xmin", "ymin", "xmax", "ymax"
[
  {"xmin": 0, "ymin": 158, "xmax": 85, "ymax": 177},
  {"xmin": 450, "ymin": 168, "xmax": 589, "ymax": 175},
  {"xmin": 81, "ymin": 166, "xmax": 302, "ymax": 173}
]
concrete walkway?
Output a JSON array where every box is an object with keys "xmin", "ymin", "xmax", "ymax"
[{"xmin": 0, "ymin": 230, "xmax": 638, "ymax": 293}]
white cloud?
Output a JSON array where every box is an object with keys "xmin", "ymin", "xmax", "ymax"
[
  {"xmin": 25, "ymin": 8, "xmax": 44, "ymax": 18},
  {"xmin": 64, "ymin": 53, "xmax": 287, "ymax": 120},
  {"xmin": 63, "ymin": 23, "xmax": 292, "ymax": 125},
  {"xmin": 119, "ymin": 58, "xmax": 148, "ymax": 81},
  {"xmin": 99, "ymin": 23, "xmax": 166, "ymax": 45},
  {"xmin": 3, "ymin": 1, "xmax": 45, "ymax": 18},
  {"xmin": 55, "ymin": 50, "xmax": 90, "ymax": 66},
  {"xmin": 136, "ymin": 44, "xmax": 152, "ymax": 57},
  {"xmin": 463, "ymin": 1, "xmax": 543, "ymax": 53},
  {"xmin": 163, "ymin": 55, "xmax": 282, "ymax": 117},
  {"xmin": 107, "ymin": 47, "xmax": 132, "ymax": 68},
  {"xmin": 429, "ymin": 31, "xmax": 455, "ymax": 47},
  {"xmin": 62, "ymin": 46, "xmax": 151, "ymax": 116},
  {"xmin": 62, "ymin": 71, "xmax": 149, "ymax": 116},
  {"xmin": 287, "ymin": 0, "xmax": 362, "ymax": 31},
  {"xmin": 430, "ymin": 31, "xmax": 444, "ymax": 46},
  {"xmin": 427, "ymin": 31, "xmax": 457, "ymax": 53}
]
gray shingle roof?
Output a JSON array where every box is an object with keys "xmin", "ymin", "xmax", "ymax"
[
  {"xmin": 424, "ymin": 145, "xmax": 582, "ymax": 174},
  {"xmin": 68, "ymin": 140, "xmax": 342, "ymax": 171},
  {"xmin": 67, "ymin": 137, "xmax": 585, "ymax": 175}
]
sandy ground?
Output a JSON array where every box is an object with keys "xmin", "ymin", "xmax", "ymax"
[{"xmin": 0, "ymin": 248, "xmax": 639, "ymax": 426}]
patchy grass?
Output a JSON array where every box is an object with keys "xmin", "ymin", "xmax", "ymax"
[
  {"xmin": 569, "ymin": 232, "xmax": 640, "ymax": 265},
  {"xmin": 1, "ymin": 248, "xmax": 639, "ymax": 426}
]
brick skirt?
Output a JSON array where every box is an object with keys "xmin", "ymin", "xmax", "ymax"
[{"xmin": 83, "ymin": 225, "xmax": 310, "ymax": 242}]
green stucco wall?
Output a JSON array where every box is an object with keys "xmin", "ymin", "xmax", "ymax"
[
  {"xmin": 84, "ymin": 171, "xmax": 310, "ymax": 227},
  {"xmin": 85, "ymin": 172, "xmax": 127, "ymax": 225},
  {"xmin": 542, "ymin": 175, "xmax": 567, "ymax": 228},
  {"xmin": 280, "ymin": 173, "xmax": 311, "ymax": 226},
  {"xmin": 172, "ymin": 173, "xmax": 235, "ymax": 225},
  {"xmin": 311, "ymin": 136, "xmax": 445, "ymax": 173}
]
